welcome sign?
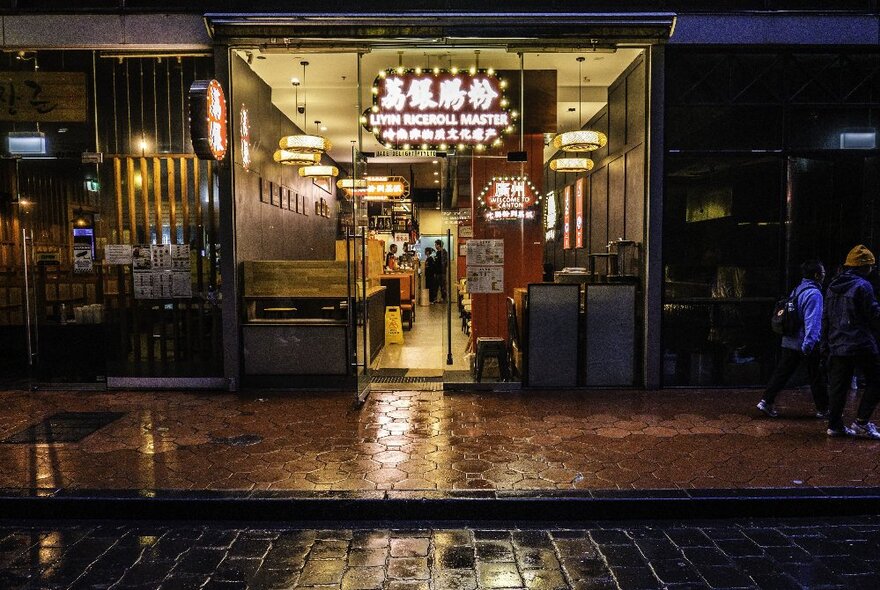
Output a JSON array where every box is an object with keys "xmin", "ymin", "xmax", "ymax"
[{"xmin": 365, "ymin": 67, "xmax": 514, "ymax": 150}]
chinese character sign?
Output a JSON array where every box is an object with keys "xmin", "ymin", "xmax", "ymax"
[
  {"xmin": 189, "ymin": 79, "xmax": 228, "ymax": 160},
  {"xmin": 563, "ymin": 185, "xmax": 571, "ymax": 250},
  {"xmin": 240, "ymin": 104, "xmax": 251, "ymax": 171},
  {"xmin": 366, "ymin": 69, "xmax": 512, "ymax": 150},
  {"xmin": 0, "ymin": 71, "xmax": 86, "ymax": 122},
  {"xmin": 477, "ymin": 176, "xmax": 541, "ymax": 222},
  {"xmin": 575, "ymin": 178, "xmax": 585, "ymax": 249}
]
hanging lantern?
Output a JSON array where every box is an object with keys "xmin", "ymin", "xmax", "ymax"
[
  {"xmin": 273, "ymin": 150, "xmax": 322, "ymax": 165},
  {"xmin": 549, "ymin": 158, "xmax": 594, "ymax": 173},
  {"xmin": 551, "ymin": 130, "xmax": 607, "ymax": 152},
  {"xmin": 278, "ymin": 134, "xmax": 331, "ymax": 154},
  {"xmin": 299, "ymin": 165, "xmax": 339, "ymax": 178}
]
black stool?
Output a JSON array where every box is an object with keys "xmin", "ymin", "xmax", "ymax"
[{"xmin": 475, "ymin": 337, "xmax": 509, "ymax": 382}]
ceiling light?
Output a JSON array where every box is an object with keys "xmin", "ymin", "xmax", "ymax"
[
  {"xmin": 278, "ymin": 134, "xmax": 330, "ymax": 153},
  {"xmin": 273, "ymin": 150, "xmax": 321, "ymax": 165},
  {"xmin": 549, "ymin": 157, "xmax": 594, "ymax": 173},
  {"xmin": 299, "ymin": 165, "xmax": 339, "ymax": 178},
  {"xmin": 551, "ymin": 57, "xmax": 607, "ymax": 154}
]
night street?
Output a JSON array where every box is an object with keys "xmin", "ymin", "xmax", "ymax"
[{"xmin": 1, "ymin": 518, "xmax": 879, "ymax": 590}]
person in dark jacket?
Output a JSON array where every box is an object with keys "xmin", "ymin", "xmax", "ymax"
[
  {"xmin": 757, "ymin": 259, "xmax": 828, "ymax": 418},
  {"xmin": 823, "ymin": 244, "xmax": 880, "ymax": 438},
  {"xmin": 423, "ymin": 247, "xmax": 439, "ymax": 303}
]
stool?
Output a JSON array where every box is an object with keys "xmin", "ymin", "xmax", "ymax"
[{"xmin": 475, "ymin": 337, "xmax": 509, "ymax": 382}]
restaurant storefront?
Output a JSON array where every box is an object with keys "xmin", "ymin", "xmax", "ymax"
[{"xmin": 0, "ymin": 6, "xmax": 877, "ymax": 392}]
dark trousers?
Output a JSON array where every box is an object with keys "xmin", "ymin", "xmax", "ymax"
[
  {"xmin": 763, "ymin": 347, "xmax": 828, "ymax": 412},
  {"xmin": 827, "ymin": 353, "xmax": 880, "ymax": 430}
]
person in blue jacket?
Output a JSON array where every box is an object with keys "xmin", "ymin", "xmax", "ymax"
[
  {"xmin": 757, "ymin": 259, "xmax": 828, "ymax": 418},
  {"xmin": 823, "ymin": 245, "xmax": 880, "ymax": 438}
]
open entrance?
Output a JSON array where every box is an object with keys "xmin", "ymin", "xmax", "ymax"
[{"xmin": 231, "ymin": 40, "xmax": 651, "ymax": 392}]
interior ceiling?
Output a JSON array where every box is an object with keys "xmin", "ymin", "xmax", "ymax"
[{"xmin": 236, "ymin": 46, "xmax": 642, "ymax": 190}]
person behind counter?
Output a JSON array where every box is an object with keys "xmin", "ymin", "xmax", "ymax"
[
  {"xmin": 424, "ymin": 247, "xmax": 439, "ymax": 302},
  {"xmin": 385, "ymin": 243, "xmax": 398, "ymax": 270}
]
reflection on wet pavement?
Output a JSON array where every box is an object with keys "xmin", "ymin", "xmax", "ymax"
[
  {"xmin": 0, "ymin": 388, "xmax": 878, "ymax": 493},
  {"xmin": 0, "ymin": 518, "xmax": 878, "ymax": 589}
]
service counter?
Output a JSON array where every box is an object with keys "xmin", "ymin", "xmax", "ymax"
[{"xmin": 240, "ymin": 260, "xmax": 385, "ymax": 386}]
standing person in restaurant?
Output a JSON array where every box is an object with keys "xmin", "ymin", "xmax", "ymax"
[
  {"xmin": 757, "ymin": 259, "xmax": 828, "ymax": 418},
  {"xmin": 823, "ymin": 244, "xmax": 880, "ymax": 438},
  {"xmin": 434, "ymin": 239, "xmax": 449, "ymax": 303},
  {"xmin": 423, "ymin": 247, "xmax": 439, "ymax": 304}
]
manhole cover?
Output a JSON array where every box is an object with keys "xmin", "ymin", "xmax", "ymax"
[
  {"xmin": 210, "ymin": 434, "xmax": 263, "ymax": 447},
  {"xmin": 2, "ymin": 412, "xmax": 125, "ymax": 444}
]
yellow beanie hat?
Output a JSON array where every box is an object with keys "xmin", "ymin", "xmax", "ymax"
[{"xmin": 845, "ymin": 244, "xmax": 876, "ymax": 267}]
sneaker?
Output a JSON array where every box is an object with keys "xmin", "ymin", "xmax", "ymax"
[
  {"xmin": 850, "ymin": 421, "xmax": 880, "ymax": 440},
  {"xmin": 827, "ymin": 425, "xmax": 856, "ymax": 437},
  {"xmin": 756, "ymin": 400, "xmax": 779, "ymax": 418},
  {"xmin": 815, "ymin": 410, "xmax": 829, "ymax": 419}
]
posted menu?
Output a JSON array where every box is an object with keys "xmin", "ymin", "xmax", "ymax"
[{"xmin": 466, "ymin": 239, "xmax": 504, "ymax": 294}]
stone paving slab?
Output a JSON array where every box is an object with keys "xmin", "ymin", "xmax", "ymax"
[
  {"xmin": 0, "ymin": 388, "xmax": 879, "ymax": 493},
  {"xmin": 0, "ymin": 517, "xmax": 879, "ymax": 589}
]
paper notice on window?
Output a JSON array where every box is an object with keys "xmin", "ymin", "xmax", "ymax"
[
  {"xmin": 133, "ymin": 271, "xmax": 154, "ymax": 299},
  {"xmin": 172, "ymin": 271, "xmax": 192, "ymax": 298},
  {"xmin": 132, "ymin": 245, "xmax": 152, "ymax": 270},
  {"xmin": 104, "ymin": 244, "xmax": 132, "ymax": 265},
  {"xmin": 151, "ymin": 244, "xmax": 172, "ymax": 269},
  {"xmin": 466, "ymin": 239, "xmax": 504, "ymax": 265},
  {"xmin": 170, "ymin": 244, "xmax": 190, "ymax": 271},
  {"xmin": 73, "ymin": 243, "xmax": 93, "ymax": 274},
  {"xmin": 466, "ymin": 265, "xmax": 504, "ymax": 294}
]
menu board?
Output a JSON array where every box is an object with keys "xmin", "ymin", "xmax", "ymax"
[
  {"xmin": 466, "ymin": 239, "xmax": 504, "ymax": 265},
  {"xmin": 130, "ymin": 243, "xmax": 194, "ymax": 300},
  {"xmin": 466, "ymin": 239, "xmax": 504, "ymax": 294},
  {"xmin": 467, "ymin": 266, "xmax": 504, "ymax": 294}
]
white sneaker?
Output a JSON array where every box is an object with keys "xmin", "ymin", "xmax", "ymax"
[
  {"xmin": 827, "ymin": 425, "xmax": 856, "ymax": 437},
  {"xmin": 850, "ymin": 421, "xmax": 880, "ymax": 440},
  {"xmin": 756, "ymin": 400, "xmax": 779, "ymax": 418}
]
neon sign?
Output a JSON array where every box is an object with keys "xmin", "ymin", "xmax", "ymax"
[
  {"xmin": 575, "ymin": 178, "xmax": 584, "ymax": 248},
  {"xmin": 240, "ymin": 104, "xmax": 251, "ymax": 171},
  {"xmin": 563, "ymin": 185, "xmax": 571, "ymax": 249},
  {"xmin": 189, "ymin": 79, "xmax": 228, "ymax": 161},
  {"xmin": 477, "ymin": 176, "xmax": 542, "ymax": 222},
  {"xmin": 364, "ymin": 67, "xmax": 514, "ymax": 151},
  {"xmin": 338, "ymin": 176, "xmax": 410, "ymax": 200},
  {"xmin": 545, "ymin": 192, "xmax": 557, "ymax": 241}
]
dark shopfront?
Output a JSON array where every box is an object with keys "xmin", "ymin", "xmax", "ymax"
[{"xmin": 661, "ymin": 48, "xmax": 880, "ymax": 387}]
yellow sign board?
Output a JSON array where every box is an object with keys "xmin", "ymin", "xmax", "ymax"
[{"xmin": 385, "ymin": 306, "xmax": 404, "ymax": 344}]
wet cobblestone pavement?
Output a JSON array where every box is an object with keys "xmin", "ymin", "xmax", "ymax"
[
  {"xmin": 0, "ymin": 388, "xmax": 879, "ymax": 492},
  {"xmin": 1, "ymin": 517, "xmax": 879, "ymax": 589}
]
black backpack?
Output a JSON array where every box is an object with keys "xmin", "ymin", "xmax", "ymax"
[{"xmin": 771, "ymin": 284, "xmax": 817, "ymax": 336}]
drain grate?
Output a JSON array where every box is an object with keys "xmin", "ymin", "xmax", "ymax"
[
  {"xmin": 210, "ymin": 434, "xmax": 264, "ymax": 447},
  {"xmin": 2, "ymin": 412, "xmax": 125, "ymax": 444},
  {"xmin": 371, "ymin": 376, "xmax": 443, "ymax": 384}
]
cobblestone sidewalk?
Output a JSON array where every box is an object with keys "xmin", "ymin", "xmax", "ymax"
[
  {"xmin": 1, "ymin": 517, "xmax": 879, "ymax": 589},
  {"xmin": 0, "ymin": 388, "xmax": 878, "ymax": 492}
]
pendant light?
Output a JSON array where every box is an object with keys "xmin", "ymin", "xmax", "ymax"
[
  {"xmin": 276, "ymin": 61, "xmax": 331, "ymax": 160},
  {"xmin": 299, "ymin": 165, "xmax": 339, "ymax": 178},
  {"xmin": 550, "ymin": 57, "xmax": 605, "ymax": 173}
]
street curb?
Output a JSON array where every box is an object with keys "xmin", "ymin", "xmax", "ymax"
[{"xmin": 1, "ymin": 488, "xmax": 879, "ymax": 522}]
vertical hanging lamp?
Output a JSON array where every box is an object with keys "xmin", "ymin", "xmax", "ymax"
[
  {"xmin": 551, "ymin": 57, "xmax": 605, "ymax": 173},
  {"xmin": 276, "ymin": 61, "xmax": 331, "ymax": 159}
]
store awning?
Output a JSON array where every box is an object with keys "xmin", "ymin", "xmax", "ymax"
[{"xmin": 204, "ymin": 12, "xmax": 676, "ymax": 47}]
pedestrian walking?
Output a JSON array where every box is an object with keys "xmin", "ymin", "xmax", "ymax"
[
  {"xmin": 757, "ymin": 259, "xmax": 829, "ymax": 418},
  {"xmin": 823, "ymin": 244, "xmax": 880, "ymax": 438}
]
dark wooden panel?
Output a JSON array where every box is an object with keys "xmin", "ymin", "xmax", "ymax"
[
  {"xmin": 591, "ymin": 110, "xmax": 610, "ymax": 166},
  {"xmin": 608, "ymin": 81, "xmax": 627, "ymax": 156},
  {"xmin": 625, "ymin": 145, "xmax": 645, "ymax": 241},
  {"xmin": 589, "ymin": 166, "xmax": 608, "ymax": 254},
  {"xmin": 608, "ymin": 156, "xmax": 626, "ymax": 242},
  {"xmin": 501, "ymin": 69, "xmax": 557, "ymax": 135},
  {"xmin": 626, "ymin": 59, "xmax": 646, "ymax": 146}
]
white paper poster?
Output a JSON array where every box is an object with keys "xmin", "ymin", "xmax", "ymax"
[
  {"xmin": 466, "ymin": 239, "xmax": 504, "ymax": 265},
  {"xmin": 150, "ymin": 244, "xmax": 172, "ymax": 269},
  {"xmin": 132, "ymin": 245, "xmax": 152, "ymax": 270},
  {"xmin": 104, "ymin": 244, "xmax": 132, "ymax": 265},
  {"xmin": 73, "ymin": 244, "xmax": 93, "ymax": 273},
  {"xmin": 170, "ymin": 244, "xmax": 190, "ymax": 271},
  {"xmin": 172, "ymin": 271, "xmax": 192, "ymax": 298},
  {"xmin": 467, "ymin": 265, "xmax": 504, "ymax": 294}
]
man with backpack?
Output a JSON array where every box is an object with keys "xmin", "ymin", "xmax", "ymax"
[
  {"xmin": 822, "ymin": 245, "xmax": 880, "ymax": 438},
  {"xmin": 757, "ymin": 259, "xmax": 828, "ymax": 419}
]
